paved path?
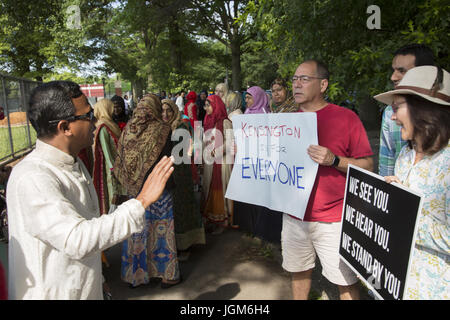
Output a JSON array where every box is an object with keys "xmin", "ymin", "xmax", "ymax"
[
  {"xmin": 103, "ymin": 228, "xmax": 293, "ymax": 300},
  {"xmin": 1, "ymin": 228, "xmax": 371, "ymax": 300},
  {"xmin": 102, "ymin": 228, "xmax": 371, "ymax": 300},
  {"xmin": 0, "ymin": 129, "xmax": 379, "ymax": 300}
]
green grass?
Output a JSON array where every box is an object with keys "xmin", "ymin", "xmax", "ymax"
[{"xmin": 0, "ymin": 125, "xmax": 36, "ymax": 161}]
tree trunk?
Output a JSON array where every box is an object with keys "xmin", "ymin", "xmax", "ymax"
[
  {"xmin": 132, "ymin": 78, "xmax": 146, "ymax": 103},
  {"xmin": 230, "ymin": 39, "xmax": 242, "ymax": 91},
  {"xmin": 169, "ymin": 19, "xmax": 183, "ymax": 73}
]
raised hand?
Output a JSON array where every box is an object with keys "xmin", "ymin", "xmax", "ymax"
[{"xmin": 136, "ymin": 156, "xmax": 174, "ymax": 208}]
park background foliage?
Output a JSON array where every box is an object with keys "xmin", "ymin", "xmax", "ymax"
[{"xmin": 0, "ymin": 0, "xmax": 448, "ymax": 128}]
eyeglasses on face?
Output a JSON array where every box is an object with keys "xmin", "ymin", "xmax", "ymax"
[
  {"xmin": 292, "ymin": 75, "xmax": 324, "ymax": 84},
  {"xmin": 391, "ymin": 100, "xmax": 407, "ymax": 113},
  {"xmin": 48, "ymin": 108, "xmax": 96, "ymax": 125}
]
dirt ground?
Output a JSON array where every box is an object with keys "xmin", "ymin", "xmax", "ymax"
[{"xmin": 0, "ymin": 112, "xmax": 27, "ymax": 126}]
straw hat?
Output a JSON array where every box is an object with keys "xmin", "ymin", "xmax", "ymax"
[{"xmin": 374, "ymin": 66, "xmax": 450, "ymax": 106}]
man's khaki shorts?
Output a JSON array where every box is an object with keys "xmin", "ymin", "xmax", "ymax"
[{"xmin": 281, "ymin": 214, "xmax": 358, "ymax": 286}]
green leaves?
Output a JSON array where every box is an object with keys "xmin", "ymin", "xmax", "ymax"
[
  {"xmin": 249, "ymin": 0, "xmax": 448, "ymax": 107},
  {"xmin": 0, "ymin": 0, "xmax": 447, "ymax": 103}
]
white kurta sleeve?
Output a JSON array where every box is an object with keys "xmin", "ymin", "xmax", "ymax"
[{"xmin": 13, "ymin": 171, "xmax": 145, "ymax": 260}]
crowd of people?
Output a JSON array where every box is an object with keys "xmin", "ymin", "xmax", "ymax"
[{"xmin": 0, "ymin": 43, "xmax": 448, "ymax": 300}]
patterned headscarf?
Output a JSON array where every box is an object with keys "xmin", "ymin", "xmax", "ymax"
[
  {"xmin": 225, "ymin": 91, "xmax": 243, "ymax": 113},
  {"xmin": 113, "ymin": 94, "xmax": 171, "ymax": 197},
  {"xmin": 245, "ymin": 86, "xmax": 270, "ymax": 114},
  {"xmin": 161, "ymin": 98, "xmax": 185, "ymax": 131},
  {"xmin": 270, "ymin": 78, "xmax": 298, "ymax": 113},
  {"xmin": 274, "ymin": 96, "xmax": 298, "ymax": 113}
]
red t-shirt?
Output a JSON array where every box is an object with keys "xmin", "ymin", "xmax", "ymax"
[{"xmin": 295, "ymin": 104, "xmax": 373, "ymax": 222}]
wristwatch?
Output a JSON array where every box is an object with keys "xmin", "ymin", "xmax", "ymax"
[{"xmin": 332, "ymin": 155, "xmax": 340, "ymax": 167}]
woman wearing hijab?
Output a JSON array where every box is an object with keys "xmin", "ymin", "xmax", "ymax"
[
  {"xmin": 183, "ymin": 91, "xmax": 200, "ymax": 187},
  {"xmin": 269, "ymin": 78, "xmax": 297, "ymax": 113},
  {"xmin": 374, "ymin": 66, "xmax": 449, "ymax": 300},
  {"xmin": 111, "ymin": 95, "xmax": 129, "ymax": 131},
  {"xmin": 202, "ymin": 95, "xmax": 234, "ymax": 234},
  {"xmin": 184, "ymin": 91, "xmax": 198, "ymax": 129},
  {"xmin": 162, "ymin": 99, "xmax": 205, "ymax": 261},
  {"xmin": 215, "ymin": 83, "xmax": 229, "ymax": 104},
  {"xmin": 236, "ymin": 86, "xmax": 285, "ymax": 244},
  {"xmin": 244, "ymin": 86, "xmax": 270, "ymax": 114},
  {"xmin": 92, "ymin": 98, "xmax": 124, "ymax": 274},
  {"xmin": 225, "ymin": 91, "xmax": 243, "ymax": 121},
  {"xmin": 93, "ymin": 98, "xmax": 123, "ymax": 216},
  {"xmin": 115, "ymin": 94, "xmax": 181, "ymax": 289},
  {"xmin": 196, "ymin": 90, "xmax": 208, "ymax": 123}
]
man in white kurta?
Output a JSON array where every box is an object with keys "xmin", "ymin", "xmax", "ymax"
[
  {"xmin": 8, "ymin": 140, "xmax": 147, "ymax": 299},
  {"xmin": 7, "ymin": 81, "xmax": 173, "ymax": 299}
]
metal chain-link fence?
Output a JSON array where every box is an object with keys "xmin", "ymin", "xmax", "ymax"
[{"xmin": 0, "ymin": 74, "xmax": 40, "ymax": 165}]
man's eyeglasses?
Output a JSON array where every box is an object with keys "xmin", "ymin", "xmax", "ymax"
[
  {"xmin": 48, "ymin": 108, "xmax": 96, "ymax": 125},
  {"xmin": 292, "ymin": 75, "xmax": 324, "ymax": 84}
]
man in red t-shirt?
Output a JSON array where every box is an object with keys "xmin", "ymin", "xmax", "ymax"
[{"xmin": 282, "ymin": 60, "xmax": 373, "ymax": 300}]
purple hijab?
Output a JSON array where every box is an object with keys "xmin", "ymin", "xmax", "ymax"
[{"xmin": 244, "ymin": 86, "xmax": 270, "ymax": 114}]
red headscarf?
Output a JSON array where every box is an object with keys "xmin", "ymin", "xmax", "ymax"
[
  {"xmin": 203, "ymin": 94, "xmax": 228, "ymax": 132},
  {"xmin": 185, "ymin": 91, "xmax": 197, "ymax": 104},
  {"xmin": 184, "ymin": 91, "xmax": 198, "ymax": 128},
  {"xmin": 202, "ymin": 95, "xmax": 229, "ymax": 216}
]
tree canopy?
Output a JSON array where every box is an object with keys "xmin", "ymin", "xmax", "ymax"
[{"xmin": 0, "ymin": 0, "xmax": 448, "ymax": 122}]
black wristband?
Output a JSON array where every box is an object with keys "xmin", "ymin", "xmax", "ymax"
[{"xmin": 332, "ymin": 155, "xmax": 340, "ymax": 167}]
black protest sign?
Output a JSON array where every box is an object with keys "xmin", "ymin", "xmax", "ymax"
[{"xmin": 339, "ymin": 165, "xmax": 422, "ymax": 300}]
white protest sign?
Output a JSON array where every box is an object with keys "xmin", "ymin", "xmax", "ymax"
[{"xmin": 225, "ymin": 113, "xmax": 318, "ymax": 220}]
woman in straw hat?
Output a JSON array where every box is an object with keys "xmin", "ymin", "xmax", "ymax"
[{"xmin": 374, "ymin": 65, "xmax": 449, "ymax": 300}]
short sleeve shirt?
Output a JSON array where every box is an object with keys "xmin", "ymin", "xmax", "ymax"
[
  {"xmin": 378, "ymin": 106, "xmax": 407, "ymax": 176},
  {"xmin": 394, "ymin": 143, "xmax": 449, "ymax": 255},
  {"xmin": 297, "ymin": 104, "xmax": 373, "ymax": 222}
]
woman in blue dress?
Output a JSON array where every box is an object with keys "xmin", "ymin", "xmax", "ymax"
[{"xmin": 114, "ymin": 94, "xmax": 181, "ymax": 289}]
